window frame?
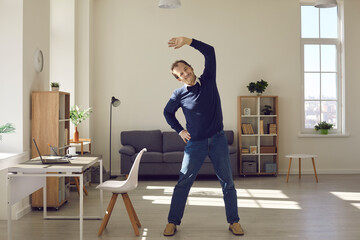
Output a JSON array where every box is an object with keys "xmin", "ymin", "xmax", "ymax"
[{"xmin": 300, "ymin": 1, "xmax": 345, "ymax": 134}]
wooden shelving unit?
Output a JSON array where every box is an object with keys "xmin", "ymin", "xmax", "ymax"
[
  {"xmin": 237, "ymin": 96, "xmax": 279, "ymax": 176},
  {"xmin": 31, "ymin": 91, "xmax": 70, "ymax": 209}
]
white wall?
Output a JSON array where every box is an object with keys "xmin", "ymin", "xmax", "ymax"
[
  {"xmin": 0, "ymin": 0, "xmax": 23, "ymax": 153},
  {"xmin": 23, "ymin": 0, "xmax": 50, "ymax": 152},
  {"xmin": 50, "ymin": 0, "xmax": 75, "ymax": 108},
  {"xmin": 50, "ymin": 0, "xmax": 93, "ymax": 142},
  {"xmin": 0, "ymin": 0, "xmax": 50, "ymax": 220},
  {"xmin": 0, "ymin": 0, "xmax": 49, "ymax": 152},
  {"xmin": 92, "ymin": 0, "xmax": 360, "ymax": 175},
  {"xmin": 75, "ymin": 0, "xmax": 93, "ymax": 139}
]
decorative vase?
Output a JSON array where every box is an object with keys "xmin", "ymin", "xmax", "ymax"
[
  {"xmin": 320, "ymin": 129, "xmax": 328, "ymax": 135},
  {"xmin": 257, "ymin": 93, "xmax": 262, "ymax": 96},
  {"xmin": 51, "ymin": 87, "xmax": 59, "ymax": 91},
  {"xmin": 73, "ymin": 127, "xmax": 79, "ymax": 141}
]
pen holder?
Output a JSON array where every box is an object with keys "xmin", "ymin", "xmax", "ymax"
[{"xmin": 50, "ymin": 146, "xmax": 58, "ymax": 156}]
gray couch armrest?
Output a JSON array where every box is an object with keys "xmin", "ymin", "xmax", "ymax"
[{"xmin": 119, "ymin": 145, "xmax": 136, "ymax": 156}]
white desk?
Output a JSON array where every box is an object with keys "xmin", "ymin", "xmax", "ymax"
[{"xmin": 7, "ymin": 156, "xmax": 103, "ymax": 240}]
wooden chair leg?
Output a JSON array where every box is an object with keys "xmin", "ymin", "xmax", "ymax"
[
  {"xmin": 83, "ymin": 182, "xmax": 88, "ymax": 196},
  {"xmin": 312, "ymin": 158, "xmax": 319, "ymax": 183},
  {"xmin": 128, "ymin": 194, "xmax": 141, "ymax": 227},
  {"xmin": 286, "ymin": 158, "xmax": 292, "ymax": 183},
  {"xmin": 98, "ymin": 193, "xmax": 118, "ymax": 236},
  {"xmin": 122, "ymin": 193, "xmax": 140, "ymax": 236},
  {"xmin": 299, "ymin": 158, "xmax": 301, "ymax": 179},
  {"xmin": 74, "ymin": 177, "xmax": 80, "ymax": 196},
  {"xmin": 74, "ymin": 177, "xmax": 88, "ymax": 196}
]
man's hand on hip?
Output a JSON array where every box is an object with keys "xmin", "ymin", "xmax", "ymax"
[{"xmin": 179, "ymin": 130, "xmax": 191, "ymax": 143}]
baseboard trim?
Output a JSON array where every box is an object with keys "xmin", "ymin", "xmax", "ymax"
[
  {"xmin": 14, "ymin": 204, "xmax": 31, "ymax": 220},
  {"xmin": 279, "ymin": 169, "xmax": 360, "ymax": 174}
]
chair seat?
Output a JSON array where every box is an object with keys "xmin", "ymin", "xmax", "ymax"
[{"xmin": 96, "ymin": 180, "xmax": 135, "ymax": 193}]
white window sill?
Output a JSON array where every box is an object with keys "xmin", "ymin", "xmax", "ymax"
[{"xmin": 298, "ymin": 133, "xmax": 350, "ymax": 138}]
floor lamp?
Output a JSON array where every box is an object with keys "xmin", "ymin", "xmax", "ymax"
[{"xmin": 110, "ymin": 96, "xmax": 120, "ymax": 178}]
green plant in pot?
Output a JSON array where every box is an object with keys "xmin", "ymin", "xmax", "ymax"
[
  {"xmin": 51, "ymin": 82, "xmax": 60, "ymax": 91},
  {"xmin": 314, "ymin": 121, "xmax": 333, "ymax": 135},
  {"xmin": 247, "ymin": 79, "xmax": 268, "ymax": 95},
  {"xmin": 0, "ymin": 123, "xmax": 16, "ymax": 141},
  {"xmin": 70, "ymin": 105, "xmax": 92, "ymax": 141},
  {"xmin": 261, "ymin": 105, "xmax": 273, "ymax": 115}
]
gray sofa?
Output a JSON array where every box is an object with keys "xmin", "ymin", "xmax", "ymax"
[{"xmin": 119, "ymin": 130, "xmax": 238, "ymax": 176}]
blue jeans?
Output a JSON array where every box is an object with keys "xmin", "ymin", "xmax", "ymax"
[{"xmin": 168, "ymin": 130, "xmax": 240, "ymax": 225}]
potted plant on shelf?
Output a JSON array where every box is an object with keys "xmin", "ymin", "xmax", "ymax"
[
  {"xmin": 51, "ymin": 82, "xmax": 60, "ymax": 91},
  {"xmin": 247, "ymin": 79, "xmax": 268, "ymax": 95},
  {"xmin": 314, "ymin": 121, "xmax": 334, "ymax": 135},
  {"xmin": 261, "ymin": 105, "xmax": 273, "ymax": 115},
  {"xmin": 0, "ymin": 123, "xmax": 15, "ymax": 141},
  {"xmin": 70, "ymin": 105, "xmax": 92, "ymax": 141}
]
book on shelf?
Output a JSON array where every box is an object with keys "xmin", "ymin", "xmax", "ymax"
[
  {"xmin": 65, "ymin": 128, "xmax": 68, "ymax": 145},
  {"xmin": 241, "ymin": 148, "xmax": 249, "ymax": 153},
  {"xmin": 260, "ymin": 146, "xmax": 276, "ymax": 153},
  {"xmin": 260, "ymin": 120, "xmax": 264, "ymax": 134},
  {"xmin": 269, "ymin": 123, "xmax": 277, "ymax": 134},
  {"xmin": 241, "ymin": 124, "xmax": 247, "ymax": 134},
  {"xmin": 241, "ymin": 123, "xmax": 254, "ymax": 134},
  {"xmin": 249, "ymin": 124, "xmax": 254, "ymax": 134}
]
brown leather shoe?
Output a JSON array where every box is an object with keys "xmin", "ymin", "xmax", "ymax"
[
  {"xmin": 163, "ymin": 223, "xmax": 177, "ymax": 236},
  {"xmin": 229, "ymin": 222, "xmax": 244, "ymax": 235}
]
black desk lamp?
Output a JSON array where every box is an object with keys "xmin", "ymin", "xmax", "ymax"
[{"xmin": 110, "ymin": 96, "xmax": 120, "ymax": 178}]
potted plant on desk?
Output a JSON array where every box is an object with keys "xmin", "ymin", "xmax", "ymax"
[
  {"xmin": 70, "ymin": 105, "xmax": 92, "ymax": 141},
  {"xmin": 314, "ymin": 121, "xmax": 334, "ymax": 135}
]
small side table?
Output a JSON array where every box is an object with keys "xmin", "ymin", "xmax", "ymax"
[
  {"xmin": 70, "ymin": 138, "xmax": 91, "ymax": 155},
  {"xmin": 285, "ymin": 154, "xmax": 319, "ymax": 183}
]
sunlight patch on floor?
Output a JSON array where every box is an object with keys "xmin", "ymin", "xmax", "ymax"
[
  {"xmin": 146, "ymin": 186, "xmax": 288, "ymax": 199},
  {"xmin": 331, "ymin": 191, "xmax": 360, "ymax": 210},
  {"xmin": 141, "ymin": 228, "xmax": 148, "ymax": 240},
  {"xmin": 143, "ymin": 195, "xmax": 172, "ymax": 204},
  {"xmin": 257, "ymin": 200, "xmax": 300, "ymax": 209},
  {"xmin": 330, "ymin": 192, "xmax": 360, "ymax": 201},
  {"xmin": 143, "ymin": 186, "xmax": 300, "ymax": 209},
  {"xmin": 351, "ymin": 203, "xmax": 360, "ymax": 210}
]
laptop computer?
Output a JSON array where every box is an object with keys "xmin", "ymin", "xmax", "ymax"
[{"xmin": 32, "ymin": 138, "xmax": 70, "ymax": 164}]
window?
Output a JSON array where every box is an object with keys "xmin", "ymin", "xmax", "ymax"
[{"xmin": 300, "ymin": 3, "xmax": 344, "ymax": 134}]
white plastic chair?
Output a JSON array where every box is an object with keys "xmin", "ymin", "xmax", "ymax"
[{"xmin": 97, "ymin": 148, "xmax": 147, "ymax": 236}]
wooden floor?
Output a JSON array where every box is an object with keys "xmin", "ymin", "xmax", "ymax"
[{"xmin": 2, "ymin": 174, "xmax": 360, "ymax": 240}]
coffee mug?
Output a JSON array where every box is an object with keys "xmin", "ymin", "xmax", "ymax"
[{"xmin": 66, "ymin": 147, "xmax": 76, "ymax": 156}]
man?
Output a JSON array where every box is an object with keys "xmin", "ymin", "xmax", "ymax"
[{"xmin": 163, "ymin": 37, "xmax": 244, "ymax": 236}]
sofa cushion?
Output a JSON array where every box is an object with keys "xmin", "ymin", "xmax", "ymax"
[
  {"xmin": 163, "ymin": 152, "xmax": 184, "ymax": 163},
  {"xmin": 121, "ymin": 130, "xmax": 162, "ymax": 152},
  {"xmin": 224, "ymin": 130, "xmax": 234, "ymax": 145},
  {"xmin": 228, "ymin": 146, "xmax": 237, "ymax": 155},
  {"xmin": 163, "ymin": 131, "xmax": 186, "ymax": 152},
  {"xmin": 119, "ymin": 145, "xmax": 136, "ymax": 156},
  {"xmin": 131, "ymin": 152, "xmax": 163, "ymax": 163}
]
